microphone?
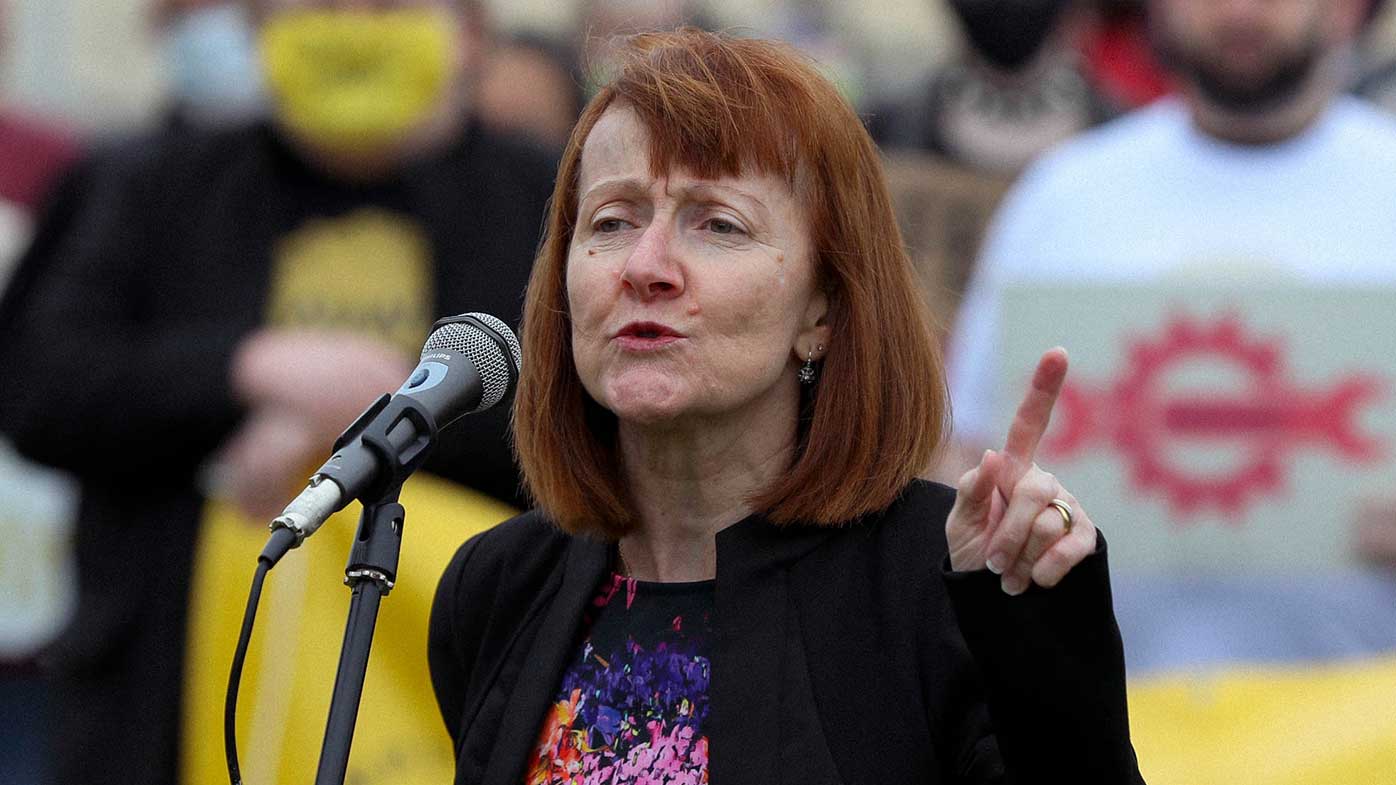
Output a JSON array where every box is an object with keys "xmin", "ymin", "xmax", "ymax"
[{"xmin": 260, "ymin": 312, "xmax": 521, "ymax": 566}]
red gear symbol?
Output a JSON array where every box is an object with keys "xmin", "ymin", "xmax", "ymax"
[{"xmin": 1044, "ymin": 316, "xmax": 1385, "ymax": 518}]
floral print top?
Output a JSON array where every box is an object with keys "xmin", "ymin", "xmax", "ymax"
[{"xmin": 526, "ymin": 571, "xmax": 714, "ymax": 785}]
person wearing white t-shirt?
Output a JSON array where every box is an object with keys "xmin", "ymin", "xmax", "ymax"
[{"xmin": 947, "ymin": 0, "xmax": 1396, "ymax": 564}]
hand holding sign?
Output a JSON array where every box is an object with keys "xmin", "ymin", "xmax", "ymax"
[{"xmin": 946, "ymin": 348, "xmax": 1099, "ymax": 594}]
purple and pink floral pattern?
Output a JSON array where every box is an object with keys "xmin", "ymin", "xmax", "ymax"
[{"xmin": 526, "ymin": 572, "xmax": 713, "ymax": 785}]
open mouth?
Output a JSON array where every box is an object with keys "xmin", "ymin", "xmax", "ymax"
[
  {"xmin": 615, "ymin": 321, "xmax": 685, "ymax": 348},
  {"xmin": 618, "ymin": 322, "xmax": 681, "ymax": 338}
]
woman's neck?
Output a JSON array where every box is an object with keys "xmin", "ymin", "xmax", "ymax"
[{"xmin": 617, "ymin": 392, "xmax": 799, "ymax": 582}]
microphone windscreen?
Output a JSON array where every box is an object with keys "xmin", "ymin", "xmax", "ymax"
[{"xmin": 420, "ymin": 313, "xmax": 521, "ymax": 412}]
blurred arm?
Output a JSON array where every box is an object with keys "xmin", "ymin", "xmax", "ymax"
[{"xmin": 0, "ymin": 149, "xmax": 248, "ymax": 482}]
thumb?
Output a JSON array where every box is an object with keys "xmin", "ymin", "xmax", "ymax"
[{"xmin": 956, "ymin": 449, "xmax": 1000, "ymax": 514}]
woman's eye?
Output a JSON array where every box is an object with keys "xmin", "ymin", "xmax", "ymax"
[
  {"xmin": 705, "ymin": 218, "xmax": 742, "ymax": 235},
  {"xmin": 595, "ymin": 218, "xmax": 625, "ymax": 233}
]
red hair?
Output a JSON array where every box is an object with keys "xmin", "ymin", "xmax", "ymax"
[{"xmin": 513, "ymin": 29, "xmax": 948, "ymax": 536}]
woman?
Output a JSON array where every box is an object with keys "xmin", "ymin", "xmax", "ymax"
[{"xmin": 428, "ymin": 29, "xmax": 1143, "ymax": 785}]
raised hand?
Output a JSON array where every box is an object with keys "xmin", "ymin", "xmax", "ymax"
[{"xmin": 945, "ymin": 348, "xmax": 1098, "ymax": 594}]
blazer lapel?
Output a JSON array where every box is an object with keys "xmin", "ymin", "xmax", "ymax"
[
  {"xmin": 710, "ymin": 516, "xmax": 838, "ymax": 785},
  {"xmin": 480, "ymin": 534, "xmax": 611, "ymax": 785}
]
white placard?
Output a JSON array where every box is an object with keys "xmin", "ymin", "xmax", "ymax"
[{"xmin": 994, "ymin": 284, "xmax": 1396, "ymax": 573}]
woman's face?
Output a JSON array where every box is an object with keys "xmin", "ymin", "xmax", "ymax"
[{"xmin": 567, "ymin": 105, "xmax": 829, "ymax": 428}]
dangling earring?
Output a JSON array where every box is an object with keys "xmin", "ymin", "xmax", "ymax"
[{"xmin": 799, "ymin": 344, "xmax": 823, "ymax": 385}]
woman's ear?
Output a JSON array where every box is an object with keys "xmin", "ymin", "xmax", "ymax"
[{"xmin": 794, "ymin": 289, "xmax": 832, "ymax": 361}]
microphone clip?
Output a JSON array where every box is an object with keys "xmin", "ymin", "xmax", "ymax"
[
  {"xmin": 319, "ymin": 392, "xmax": 440, "ymax": 505},
  {"xmin": 265, "ymin": 393, "xmax": 440, "ymax": 565}
]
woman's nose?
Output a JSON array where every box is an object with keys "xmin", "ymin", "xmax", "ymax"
[{"xmin": 620, "ymin": 222, "xmax": 685, "ymax": 301}]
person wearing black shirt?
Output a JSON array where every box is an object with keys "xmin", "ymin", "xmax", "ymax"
[
  {"xmin": 0, "ymin": 2, "xmax": 554, "ymax": 783},
  {"xmin": 870, "ymin": 0, "xmax": 1118, "ymax": 175}
]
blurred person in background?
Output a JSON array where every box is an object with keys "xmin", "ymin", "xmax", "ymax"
[
  {"xmin": 1075, "ymin": 0, "xmax": 1172, "ymax": 108},
  {"xmin": 762, "ymin": 0, "xmax": 870, "ymax": 106},
  {"xmin": 1353, "ymin": 0, "xmax": 1396, "ymax": 113},
  {"xmin": 4, "ymin": 0, "xmax": 264, "ymax": 288},
  {"xmin": 0, "ymin": 1, "xmax": 555, "ymax": 784},
  {"xmin": 0, "ymin": 3, "xmax": 79, "ymax": 219},
  {"xmin": 0, "ymin": 3, "xmax": 84, "ymax": 785},
  {"xmin": 870, "ymin": 0, "xmax": 1118, "ymax": 176},
  {"xmin": 151, "ymin": 0, "xmax": 267, "ymax": 132},
  {"xmin": 477, "ymin": 31, "xmax": 584, "ymax": 151},
  {"xmin": 947, "ymin": 0, "xmax": 1396, "ymax": 549},
  {"xmin": 0, "ymin": 0, "xmax": 80, "ymax": 231}
]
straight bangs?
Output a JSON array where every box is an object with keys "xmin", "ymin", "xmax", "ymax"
[{"xmin": 607, "ymin": 32, "xmax": 816, "ymax": 192}]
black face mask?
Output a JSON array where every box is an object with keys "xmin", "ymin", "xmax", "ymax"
[
  {"xmin": 1092, "ymin": 0, "xmax": 1146, "ymax": 23},
  {"xmin": 947, "ymin": 0, "xmax": 1073, "ymax": 71}
]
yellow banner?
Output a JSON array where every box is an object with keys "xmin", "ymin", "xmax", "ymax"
[
  {"xmin": 1130, "ymin": 656, "xmax": 1396, "ymax": 785},
  {"xmin": 182, "ymin": 475, "xmax": 513, "ymax": 785}
]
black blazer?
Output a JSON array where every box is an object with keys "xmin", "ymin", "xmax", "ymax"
[{"xmin": 428, "ymin": 480, "xmax": 1144, "ymax": 784}]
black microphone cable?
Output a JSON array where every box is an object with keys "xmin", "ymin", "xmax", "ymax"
[{"xmin": 225, "ymin": 527, "xmax": 297, "ymax": 785}]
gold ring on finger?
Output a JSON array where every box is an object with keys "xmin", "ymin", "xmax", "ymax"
[{"xmin": 1048, "ymin": 498, "xmax": 1073, "ymax": 533}]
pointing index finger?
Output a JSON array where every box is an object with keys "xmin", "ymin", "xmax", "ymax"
[{"xmin": 1002, "ymin": 347, "xmax": 1069, "ymax": 467}]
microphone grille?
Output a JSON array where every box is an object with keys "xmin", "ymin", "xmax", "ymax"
[{"xmin": 420, "ymin": 313, "xmax": 522, "ymax": 412}]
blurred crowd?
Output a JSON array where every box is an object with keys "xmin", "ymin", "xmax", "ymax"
[{"xmin": 3, "ymin": 1, "xmax": 1396, "ymax": 784}]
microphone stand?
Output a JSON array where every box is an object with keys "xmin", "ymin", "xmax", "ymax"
[
  {"xmin": 313, "ymin": 486, "xmax": 406, "ymax": 785},
  {"xmin": 235, "ymin": 312, "xmax": 518, "ymax": 785},
  {"xmin": 307, "ymin": 394, "xmax": 437, "ymax": 785}
]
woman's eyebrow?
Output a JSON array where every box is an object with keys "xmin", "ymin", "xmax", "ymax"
[
  {"xmin": 671, "ymin": 182, "xmax": 773, "ymax": 221},
  {"xmin": 578, "ymin": 177, "xmax": 775, "ymax": 225},
  {"xmin": 578, "ymin": 176, "xmax": 650, "ymax": 204}
]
